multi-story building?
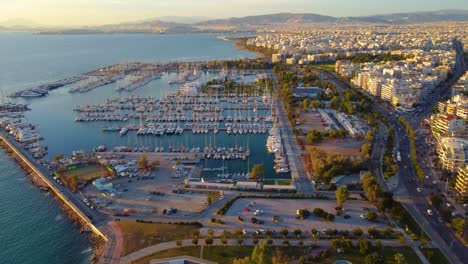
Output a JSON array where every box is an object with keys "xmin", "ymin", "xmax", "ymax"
[
  {"xmin": 437, "ymin": 137, "xmax": 468, "ymax": 173},
  {"xmin": 431, "ymin": 114, "xmax": 466, "ymax": 136},
  {"xmin": 455, "ymin": 165, "xmax": 468, "ymax": 198}
]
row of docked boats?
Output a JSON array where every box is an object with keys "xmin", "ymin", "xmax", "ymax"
[
  {"xmin": 0, "ymin": 114, "xmax": 48, "ymax": 159},
  {"xmin": 266, "ymin": 125, "xmax": 290, "ymax": 174}
]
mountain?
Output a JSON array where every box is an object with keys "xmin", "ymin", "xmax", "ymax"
[
  {"xmin": 199, "ymin": 13, "xmax": 337, "ymax": 25},
  {"xmin": 25, "ymin": 10, "xmax": 468, "ymax": 34},
  {"xmin": 156, "ymin": 16, "xmax": 212, "ymax": 24},
  {"xmin": 351, "ymin": 9, "xmax": 468, "ymax": 23}
]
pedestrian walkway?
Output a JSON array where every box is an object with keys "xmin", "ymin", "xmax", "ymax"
[{"xmin": 119, "ymin": 237, "xmax": 403, "ymax": 264}]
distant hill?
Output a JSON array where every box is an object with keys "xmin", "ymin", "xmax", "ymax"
[
  {"xmin": 351, "ymin": 9, "xmax": 468, "ymax": 23},
  {"xmin": 198, "ymin": 13, "xmax": 337, "ymax": 25},
  {"xmin": 17, "ymin": 9, "xmax": 468, "ymax": 34}
]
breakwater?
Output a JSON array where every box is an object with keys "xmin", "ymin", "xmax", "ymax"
[{"xmin": 0, "ymin": 133, "xmax": 109, "ymax": 263}]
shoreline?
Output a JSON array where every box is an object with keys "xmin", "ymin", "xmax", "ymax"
[
  {"xmin": 0, "ymin": 136, "xmax": 108, "ymax": 263},
  {"xmin": 225, "ymin": 37, "xmax": 268, "ymax": 59}
]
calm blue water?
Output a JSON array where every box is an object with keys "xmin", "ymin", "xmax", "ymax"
[{"xmin": 0, "ymin": 32, "xmax": 255, "ymax": 264}]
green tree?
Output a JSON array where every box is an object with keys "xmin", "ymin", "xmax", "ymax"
[
  {"xmin": 330, "ymin": 96, "xmax": 341, "ymax": 109},
  {"xmin": 250, "ymin": 164, "xmax": 264, "ymax": 180},
  {"xmin": 191, "ymin": 238, "xmax": 198, "ymax": 246},
  {"xmin": 430, "ymin": 194, "xmax": 442, "ymax": 208},
  {"xmin": 365, "ymin": 252, "xmax": 383, "ymax": 264},
  {"xmin": 251, "ymin": 241, "xmax": 268, "ymax": 264},
  {"xmin": 205, "ymin": 237, "xmax": 213, "ymax": 246},
  {"xmin": 176, "ymin": 240, "xmax": 182, "ymax": 247},
  {"xmin": 335, "ymin": 186, "xmax": 350, "ymax": 206},
  {"xmin": 310, "ymin": 100, "xmax": 320, "ymax": 109},
  {"xmin": 54, "ymin": 153, "xmax": 64, "ymax": 163},
  {"xmin": 359, "ymin": 238, "xmax": 371, "ymax": 255},
  {"xmin": 138, "ymin": 152, "xmax": 148, "ymax": 169},
  {"xmin": 280, "ymin": 229, "xmax": 288, "ymax": 237},
  {"xmin": 451, "ymin": 217, "xmax": 466, "ymax": 235},
  {"xmin": 366, "ymin": 211, "xmax": 378, "ymax": 222},
  {"xmin": 306, "ymin": 130, "xmax": 323, "ymax": 144},
  {"xmin": 303, "ymin": 99, "xmax": 310, "ymax": 111}
]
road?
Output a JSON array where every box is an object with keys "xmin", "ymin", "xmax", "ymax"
[{"xmin": 312, "ymin": 40, "xmax": 466, "ymax": 264}]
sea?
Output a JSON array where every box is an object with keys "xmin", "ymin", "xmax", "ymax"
[{"xmin": 0, "ymin": 32, "xmax": 259, "ymax": 264}]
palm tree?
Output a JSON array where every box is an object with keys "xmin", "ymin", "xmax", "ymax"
[{"xmin": 312, "ymin": 232, "xmax": 319, "ymax": 247}]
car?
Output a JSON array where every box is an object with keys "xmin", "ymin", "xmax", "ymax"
[
  {"xmin": 255, "ymin": 229, "xmax": 265, "ymax": 235},
  {"xmin": 437, "ymin": 217, "xmax": 443, "ymax": 223},
  {"xmin": 359, "ymin": 214, "xmax": 367, "ymax": 219},
  {"xmin": 451, "ymin": 211, "xmax": 460, "ymax": 217},
  {"xmin": 446, "ymin": 202, "xmax": 451, "ymax": 207},
  {"xmin": 427, "ymin": 209, "xmax": 433, "ymax": 215},
  {"xmin": 254, "ymin": 209, "xmax": 264, "ymax": 216},
  {"xmin": 417, "ymin": 187, "xmax": 422, "ymax": 192}
]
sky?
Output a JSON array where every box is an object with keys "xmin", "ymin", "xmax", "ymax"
[{"xmin": 1, "ymin": 0, "xmax": 467, "ymax": 27}]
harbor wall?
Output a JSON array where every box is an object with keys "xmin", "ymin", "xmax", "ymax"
[{"xmin": 0, "ymin": 133, "xmax": 108, "ymax": 242}]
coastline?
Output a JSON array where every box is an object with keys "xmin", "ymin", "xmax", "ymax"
[
  {"xmin": 226, "ymin": 37, "xmax": 268, "ymax": 59},
  {"xmin": 0, "ymin": 135, "xmax": 108, "ymax": 263}
]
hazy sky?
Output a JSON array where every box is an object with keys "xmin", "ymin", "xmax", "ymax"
[{"xmin": 1, "ymin": 0, "xmax": 467, "ymax": 26}]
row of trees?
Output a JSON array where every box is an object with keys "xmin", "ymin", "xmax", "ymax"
[
  {"xmin": 399, "ymin": 117, "xmax": 425, "ymax": 182},
  {"xmin": 383, "ymin": 128, "xmax": 398, "ymax": 177}
]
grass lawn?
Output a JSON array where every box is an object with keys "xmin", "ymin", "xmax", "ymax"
[
  {"xmin": 193, "ymin": 190, "xmax": 221, "ymax": 203},
  {"xmin": 59, "ymin": 164, "xmax": 107, "ymax": 183},
  {"xmin": 263, "ymin": 180, "xmax": 275, "ymax": 185},
  {"xmin": 117, "ymin": 221, "xmax": 201, "ymax": 256},
  {"xmin": 421, "ymin": 248, "xmax": 450, "ymax": 264},
  {"xmin": 278, "ymin": 179, "xmax": 291, "ymax": 186},
  {"xmin": 312, "ymin": 64, "xmax": 336, "ymax": 72},
  {"xmin": 132, "ymin": 245, "xmax": 420, "ymax": 264},
  {"xmin": 132, "ymin": 246, "xmax": 308, "ymax": 264},
  {"xmin": 322, "ymin": 247, "xmax": 421, "ymax": 264},
  {"xmin": 399, "ymin": 206, "xmax": 430, "ymax": 240}
]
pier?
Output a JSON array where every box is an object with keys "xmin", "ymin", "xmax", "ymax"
[{"xmin": 0, "ymin": 132, "xmax": 108, "ymax": 242}]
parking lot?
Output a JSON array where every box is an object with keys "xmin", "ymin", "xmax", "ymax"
[{"xmin": 217, "ymin": 198, "xmax": 387, "ymax": 234}]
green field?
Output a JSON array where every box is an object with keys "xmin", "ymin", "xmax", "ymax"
[
  {"xmin": 132, "ymin": 245, "xmax": 420, "ymax": 264},
  {"xmin": 312, "ymin": 64, "xmax": 336, "ymax": 72},
  {"xmin": 399, "ymin": 207, "xmax": 430, "ymax": 240},
  {"xmin": 117, "ymin": 221, "xmax": 201, "ymax": 256},
  {"xmin": 59, "ymin": 164, "xmax": 106, "ymax": 183}
]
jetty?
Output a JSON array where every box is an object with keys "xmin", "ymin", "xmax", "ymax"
[{"xmin": 0, "ymin": 132, "xmax": 108, "ymax": 241}]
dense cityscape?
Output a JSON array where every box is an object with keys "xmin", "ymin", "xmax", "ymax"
[{"xmin": 0, "ymin": 2, "xmax": 467, "ymax": 264}]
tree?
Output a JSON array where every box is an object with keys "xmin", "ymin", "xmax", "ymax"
[
  {"xmin": 191, "ymin": 238, "xmax": 198, "ymax": 246},
  {"xmin": 335, "ymin": 186, "xmax": 350, "ymax": 206},
  {"xmin": 451, "ymin": 217, "xmax": 466, "ymax": 235},
  {"xmin": 330, "ymin": 96, "xmax": 341, "ymax": 109},
  {"xmin": 221, "ymin": 238, "xmax": 228, "ymax": 246},
  {"xmin": 293, "ymin": 229, "xmax": 302, "ymax": 237},
  {"xmin": 176, "ymin": 240, "xmax": 182, "ymax": 247},
  {"xmin": 306, "ymin": 130, "xmax": 323, "ymax": 144},
  {"xmin": 207, "ymin": 229, "xmax": 215, "ymax": 237},
  {"xmin": 271, "ymin": 248, "xmax": 289, "ymax": 264},
  {"xmin": 280, "ymin": 229, "xmax": 288, "ymax": 237},
  {"xmin": 430, "ymin": 194, "xmax": 442, "ymax": 208},
  {"xmin": 310, "ymin": 100, "xmax": 320, "ymax": 109},
  {"xmin": 251, "ymin": 241, "xmax": 268, "ymax": 264},
  {"xmin": 250, "ymin": 164, "xmax": 264, "ymax": 180},
  {"xmin": 54, "ymin": 153, "xmax": 64, "ymax": 163},
  {"xmin": 311, "ymin": 231, "xmax": 319, "ymax": 246},
  {"xmin": 353, "ymin": 228, "xmax": 363, "ymax": 237},
  {"xmin": 138, "ymin": 153, "xmax": 148, "ymax": 169},
  {"xmin": 366, "ymin": 211, "xmax": 378, "ymax": 222},
  {"xmin": 303, "ymin": 99, "xmax": 310, "ymax": 111},
  {"xmin": 237, "ymin": 238, "xmax": 244, "ymax": 245},
  {"xmin": 150, "ymin": 160, "xmax": 160, "ymax": 170},
  {"xmin": 205, "ymin": 237, "xmax": 213, "ymax": 246},
  {"xmin": 359, "ymin": 238, "xmax": 371, "ymax": 255},
  {"xmin": 365, "ymin": 252, "xmax": 383, "ymax": 264}
]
